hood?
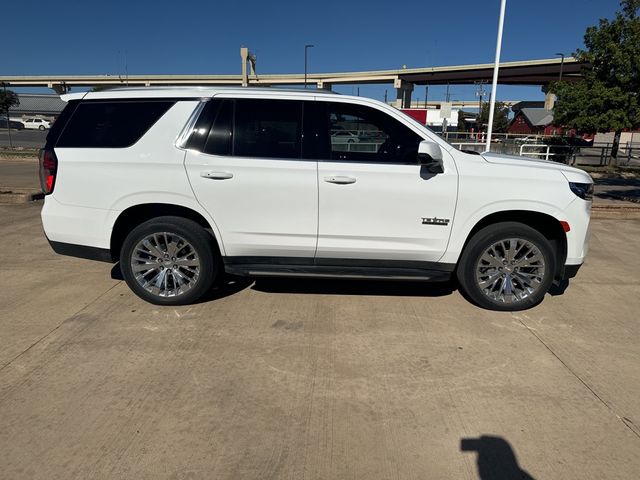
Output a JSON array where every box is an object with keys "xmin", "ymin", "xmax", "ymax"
[{"xmin": 481, "ymin": 151, "xmax": 593, "ymax": 184}]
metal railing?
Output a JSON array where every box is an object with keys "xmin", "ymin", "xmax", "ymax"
[{"xmin": 447, "ymin": 137, "xmax": 640, "ymax": 167}]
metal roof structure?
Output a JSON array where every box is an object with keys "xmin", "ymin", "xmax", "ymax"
[
  {"xmin": 9, "ymin": 93, "xmax": 67, "ymax": 115},
  {"xmin": 519, "ymin": 108, "xmax": 554, "ymax": 126}
]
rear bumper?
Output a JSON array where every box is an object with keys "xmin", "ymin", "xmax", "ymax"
[{"xmin": 47, "ymin": 238, "xmax": 113, "ymax": 263}]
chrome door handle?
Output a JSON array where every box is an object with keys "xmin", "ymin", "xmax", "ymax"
[
  {"xmin": 324, "ymin": 175, "xmax": 356, "ymax": 185},
  {"xmin": 201, "ymin": 171, "xmax": 233, "ymax": 180}
]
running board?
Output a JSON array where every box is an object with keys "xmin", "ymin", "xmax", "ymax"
[{"xmin": 224, "ymin": 264, "xmax": 452, "ymax": 282}]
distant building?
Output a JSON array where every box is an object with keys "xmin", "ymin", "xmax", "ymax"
[
  {"xmin": 510, "ymin": 101, "xmax": 545, "ymax": 113},
  {"xmin": 400, "ymin": 108, "xmax": 460, "ymax": 133},
  {"xmin": 9, "ymin": 94, "xmax": 66, "ymax": 121},
  {"xmin": 507, "ymin": 108, "xmax": 564, "ymax": 136}
]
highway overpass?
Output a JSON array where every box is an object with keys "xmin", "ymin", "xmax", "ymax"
[{"xmin": 1, "ymin": 57, "xmax": 584, "ymax": 108}]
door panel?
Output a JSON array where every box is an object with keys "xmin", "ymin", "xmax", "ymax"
[
  {"xmin": 184, "ymin": 98, "xmax": 318, "ymax": 258},
  {"xmin": 186, "ymin": 153, "xmax": 318, "ymax": 257},
  {"xmin": 316, "ymin": 101, "xmax": 458, "ymax": 262},
  {"xmin": 317, "ymin": 160, "xmax": 457, "ymax": 261}
]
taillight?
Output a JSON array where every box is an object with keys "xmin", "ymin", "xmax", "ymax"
[{"xmin": 39, "ymin": 149, "xmax": 58, "ymax": 195}]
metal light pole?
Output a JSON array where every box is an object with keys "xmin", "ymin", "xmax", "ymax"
[
  {"xmin": 304, "ymin": 44, "xmax": 314, "ymax": 89},
  {"xmin": 555, "ymin": 52, "xmax": 565, "ymax": 83},
  {"xmin": 485, "ymin": 0, "xmax": 507, "ymax": 151}
]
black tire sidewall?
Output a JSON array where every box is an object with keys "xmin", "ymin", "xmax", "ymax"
[
  {"xmin": 120, "ymin": 216, "xmax": 217, "ymax": 305},
  {"xmin": 457, "ymin": 222, "xmax": 556, "ymax": 311}
]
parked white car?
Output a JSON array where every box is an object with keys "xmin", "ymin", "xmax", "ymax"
[
  {"xmin": 24, "ymin": 118, "xmax": 51, "ymax": 130},
  {"xmin": 331, "ymin": 130, "xmax": 360, "ymax": 144},
  {"xmin": 40, "ymin": 87, "xmax": 593, "ymax": 311}
]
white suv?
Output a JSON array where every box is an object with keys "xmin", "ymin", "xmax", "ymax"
[{"xmin": 40, "ymin": 87, "xmax": 593, "ymax": 311}]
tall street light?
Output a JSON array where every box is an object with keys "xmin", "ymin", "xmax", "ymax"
[
  {"xmin": 555, "ymin": 52, "xmax": 565, "ymax": 83},
  {"xmin": 485, "ymin": 0, "xmax": 507, "ymax": 151},
  {"xmin": 304, "ymin": 44, "xmax": 314, "ymax": 89}
]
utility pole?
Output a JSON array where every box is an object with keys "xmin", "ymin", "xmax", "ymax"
[
  {"xmin": 474, "ymin": 80, "xmax": 488, "ymax": 135},
  {"xmin": 555, "ymin": 52, "xmax": 565, "ymax": 83},
  {"xmin": 442, "ymin": 83, "xmax": 451, "ymax": 137},
  {"xmin": 425, "ymin": 85, "xmax": 429, "ymax": 108},
  {"xmin": 304, "ymin": 44, "xmax": 314, "ymax": 89}
]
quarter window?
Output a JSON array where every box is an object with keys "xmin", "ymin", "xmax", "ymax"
[{"xmin": 56, "ymin": 100, "xmax": 175, "ymax": 148}]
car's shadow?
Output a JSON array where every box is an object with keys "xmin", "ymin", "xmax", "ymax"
[
  {"xmin": 251, "ymin": 276, "xmax": 457, "ymax": 297},
  {"xmin": 112, "ymin": 263, "xmax": 572, "ymax": 303}
]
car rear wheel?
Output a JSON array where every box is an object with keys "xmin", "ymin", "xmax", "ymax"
[
  {"xmin": 120, "ymin": 216, "xmax": 218, "ymax": 305},
  {"xmin": 457, "ymin": 222, "xmax": 556, "ymax": 311}
]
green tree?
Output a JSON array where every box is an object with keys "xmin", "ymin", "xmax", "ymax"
[
  {"xmin": 553, "ymin": 0, "xmax": 640, "ymax": 164},
  {"xmin": 0, "ymin": 88, "xmax": 19, "ymax": 114},
  {"xmin": 477, "ymin": 101, "xmax": 510, "ymax": 133}
]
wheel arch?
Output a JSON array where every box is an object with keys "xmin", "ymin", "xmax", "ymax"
[
  {"xmin": 457, "ymin": 210, "xmax": 567, "ymax": 278},
  {"xmin": 110, "ymin": 203, "xmax": 222, "ymax": 261}
]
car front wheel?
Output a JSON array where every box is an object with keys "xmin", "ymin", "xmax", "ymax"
[
  {"xmin": 120, "ymin": 216, "xmax": 218, "ymax": 305},
  {"xmin": 457, "ymin": 222, "xmax": 556, "ymax": 311}
]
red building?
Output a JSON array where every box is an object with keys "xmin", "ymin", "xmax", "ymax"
[{"xmin": 508, "ymin": 108, "xmax": 561, "ymax": 135}]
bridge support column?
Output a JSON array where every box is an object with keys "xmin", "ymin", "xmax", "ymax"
[
  {"xmin": 394, "ymin": 79, "xmax": 413, "ymax": 108},
  {"xmin": 51, "ymin": 82, "xmax": 70, "ymax": 95},
  {"xmin": 544, "ymin": 92, "xmax": 556, "ymax": 110}
]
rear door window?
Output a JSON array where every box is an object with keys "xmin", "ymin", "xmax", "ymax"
[{"xmin": 233, "ymin": 99, "xmax": 302, "ymax": 159}]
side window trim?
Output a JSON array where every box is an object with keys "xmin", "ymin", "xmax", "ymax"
[{"xmin": 176, "ymin": 100, "xmax": 207, "ymax": 149}]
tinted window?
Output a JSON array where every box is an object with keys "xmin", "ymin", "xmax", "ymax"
[
  {"xmin": 203, "ymin": 100, "xmax": 233, "ymax": 156},
  {"xmin": 45, "ymin": 101, "xmax": 79, "ymax": 149},
  {"xmin": 234, "ymin": 99, "xmax": 302, "ymax": 159},
  {"xmin": 326, "ymin": 102, "xmax": 422, "ymax": 163},
  {"xmin": 56, "ymin": 100, "xmax": 175, "ymax": 148},
  {"xmin": 302, "ymin": 101, "xmax": 329, "ymax": 159},
  {"xmin": 185, "ymin": 100, "xmax": 219, "ymax": 152}
]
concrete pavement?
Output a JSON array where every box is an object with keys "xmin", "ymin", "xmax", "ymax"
[{"xmin": 1, "ymin": 202, "xmax": 639, "ymax": 479}]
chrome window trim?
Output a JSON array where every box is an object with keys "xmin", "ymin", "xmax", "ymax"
[{"xmin": 175, "ymin": 99, "xmax": 208, "ymax": 149}]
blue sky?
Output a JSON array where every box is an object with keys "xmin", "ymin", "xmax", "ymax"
[{"xmin": 4, "ymin": 0, "xmax": 619, "ymax": 104}]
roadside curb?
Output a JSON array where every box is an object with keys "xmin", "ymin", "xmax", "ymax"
[
  {"xmin": 0, "ymin": 188, "xmax": 44, "ymax": 204},
  {"xmin": 597, "ymin": 193, "xmax": 640, "ymax": 204},
  {"xmin": 591, "ymin": 204, "xmax": 640, "ymax": 219},
  {"xmin": 0, "ymin": 155, "xmax": 39, "ymax": 162}
]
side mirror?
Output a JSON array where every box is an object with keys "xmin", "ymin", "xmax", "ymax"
[{"xmin": 418, "ymin": 140, "xmax": 444, "ymax": 174}]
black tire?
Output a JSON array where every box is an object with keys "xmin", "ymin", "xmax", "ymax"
[
  {"xmin": 120, "ymin": 216, "xmax": 219, "ymax": 305},
  {"xmin": 457, "ymin": 222, "xmax": 556, "ymax": 311},
  {"xmin": 39, "ymin": 125, "xmax": 45, "ymax": 131}
]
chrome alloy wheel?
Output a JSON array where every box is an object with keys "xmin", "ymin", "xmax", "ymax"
[
  {"xmin": 475, "ymin": 238, "xmax": 546, "ymax": 304},
  {"xmin": 130, "ymin": 232, "xmax": 201, "ymax": 298}
]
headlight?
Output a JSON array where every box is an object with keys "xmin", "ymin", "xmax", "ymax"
[{"xmin": 569, "ymin": 182, "xmax": 593, "ymax": 201}]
